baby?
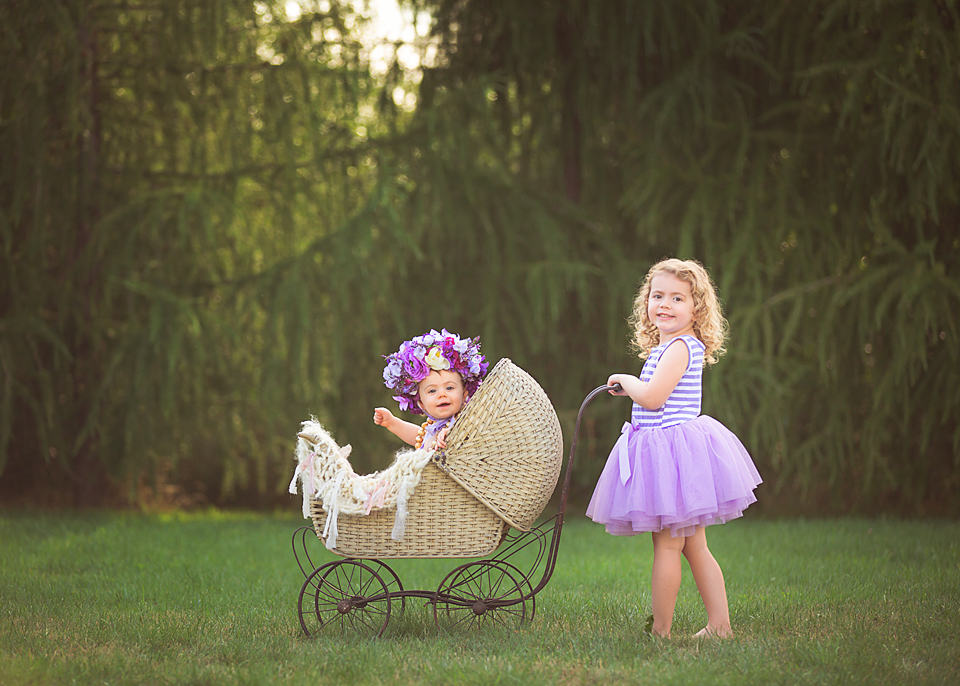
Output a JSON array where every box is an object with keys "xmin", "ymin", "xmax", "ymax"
[{"xmin": 373, "ymin": 329, "xmax": 488, "ymax": 451}]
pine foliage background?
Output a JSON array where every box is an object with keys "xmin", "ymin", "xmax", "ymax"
[{"xmin": 2, "ymin": 0, "xmax": 958, "ymax": 514}]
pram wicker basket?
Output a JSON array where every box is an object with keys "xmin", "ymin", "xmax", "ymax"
[{"xmin": 310, "ymin": 358, "xmax": 563, "ymax": 558}]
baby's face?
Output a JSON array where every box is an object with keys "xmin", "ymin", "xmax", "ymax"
[{"xmin": 417, "ymin": 370, "xmax": 465, "ymax": 419}]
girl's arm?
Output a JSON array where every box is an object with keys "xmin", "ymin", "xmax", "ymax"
[
  {"xmin": 607, "ymin": 339, "xmax": 690, "ymax": 410},
  {"xmin": 373, "ymin": 407, "xmax": 421, "ymax": 446}
]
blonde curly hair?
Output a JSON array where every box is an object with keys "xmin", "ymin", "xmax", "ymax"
[{"xmin": 628, "ymin": 258, "xmax": 728, "ymax": 365}]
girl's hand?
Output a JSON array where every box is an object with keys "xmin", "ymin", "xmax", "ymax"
[
  {"xmin": 435, "ymin": 427, "xmax": 450, "ymax": 450},
  {"xmin": 373, "ymin": 407, "xmax": 395, "ymax": 427},
  {"xmin": 606, "ymin": 374, "xmax": 634, "ymax": 395}
]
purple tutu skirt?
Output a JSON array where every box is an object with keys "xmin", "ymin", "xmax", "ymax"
[{"xmin": 586, "ymin": 415, "xmax": 762, "ymax": 537}]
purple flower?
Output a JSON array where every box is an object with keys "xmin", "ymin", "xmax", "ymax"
[
  {"xmin": 383, "ymin": 358, "xmax": 402, "ymax": 383},
  {"xmin": 405, "ymin": 355, "xmax": 429, "ymax": 381}
]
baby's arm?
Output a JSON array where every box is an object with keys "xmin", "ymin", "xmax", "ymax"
[
  {"xmin": 607, "ymin": 339, "xmax": 689, "ymax": 410},
  {"xmin": 373, "ymin": 407, "xmax": 421, "ymax": 446}
]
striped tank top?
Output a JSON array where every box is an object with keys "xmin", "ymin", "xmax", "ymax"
[{"xmin": 631, "ymin": 334, "xmax": 704, "ymax": 429}]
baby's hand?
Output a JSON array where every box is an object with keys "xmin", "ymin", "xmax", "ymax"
[
  {"xmin": 435, "ymin": 427, "xmax": 450, "ymax": 450},
  {"xmin": 373, "ymin": 407, "xmax": 395, "ymax": 427}
]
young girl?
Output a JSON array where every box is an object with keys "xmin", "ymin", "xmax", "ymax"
[
  {"xmin": 586, "ymin": 258, "xmax": 762, "ymax": 639},
  {"xmin": 373, "ymin": 329, "xmax": 488, "ymax": 451}
]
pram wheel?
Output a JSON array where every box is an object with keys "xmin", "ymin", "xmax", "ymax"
[
  {"xmin": 298, "ymin": 560, "xmax": 392, "ymax": 638},
  {"xmin": 433, "ymin": 560, "xmax": 528, "ymax": 631}
]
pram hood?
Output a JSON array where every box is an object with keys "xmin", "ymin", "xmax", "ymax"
[{"xmin": 434, "ymin": 358, "xmax": 564, "ymax": 532}]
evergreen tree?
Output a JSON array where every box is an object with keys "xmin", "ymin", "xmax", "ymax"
[{"xmin": 2, "ymin": 0, "xmax": 957, "ymax": 513}]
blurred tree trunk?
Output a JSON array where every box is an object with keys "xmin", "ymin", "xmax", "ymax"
[{"xmin": 70, "ymin": 10, "xmax": 105, "ymax": 506}]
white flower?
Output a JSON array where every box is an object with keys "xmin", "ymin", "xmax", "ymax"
[{"xmin": 424, "ymin": 346, "xmax": 450, "ymax": 370}]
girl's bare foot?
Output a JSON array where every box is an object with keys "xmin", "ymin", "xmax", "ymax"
[
  {"xmin": 694, "ymin": 625, "xmax": 733, "ymax": 639},
  {"xmin": 644, "ymin": 615, "xmax": 670, "ymax": 639}
]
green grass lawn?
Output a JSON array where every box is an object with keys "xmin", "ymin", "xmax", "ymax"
[{"xmin": 1, "ymin": 510, "xmax": 958, "ymax": 685}]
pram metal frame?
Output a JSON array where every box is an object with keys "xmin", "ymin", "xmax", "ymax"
[{"xmin": 292, "ymin": 383, "xmax": 613, "ymax": 637}]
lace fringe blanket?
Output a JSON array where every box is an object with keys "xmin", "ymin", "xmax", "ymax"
[{"xmin": 288, "ymin": 419, "xmax": 433, "ymax": 550}]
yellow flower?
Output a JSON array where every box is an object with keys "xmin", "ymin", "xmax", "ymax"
[{"xmin": 424, "ymin": 346, "xmax": 450, "ymax": 371}]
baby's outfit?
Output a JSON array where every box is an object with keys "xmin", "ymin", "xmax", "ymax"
[
  {"xmin": 587, "ymin": 335, "xmax": 762, "ymax": 537},
  {"xmin": 421, "ymin": 415, "xmax": 455, "ymax": 451}
]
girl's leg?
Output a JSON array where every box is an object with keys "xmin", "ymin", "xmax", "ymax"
[
  {"xmin": 650, "ymin": 529, "xmax": 685, "ymax": 637},
  {"xmin": 681, "ymin": 526, "xmax": 732, "ymax": 637}
]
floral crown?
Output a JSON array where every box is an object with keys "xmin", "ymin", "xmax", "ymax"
[{"xmin": 382, "ymin": 329, "xmax": 489, "ymax": 415}]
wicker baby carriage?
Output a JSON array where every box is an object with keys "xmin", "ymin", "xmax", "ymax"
[{"xmin": 292, "ymin": 358, "xmax": 608, "ymax": 637}]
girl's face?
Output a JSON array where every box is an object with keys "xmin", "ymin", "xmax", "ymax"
[
  {"xmin": 418, "ymin": 370, "xmax": 465, "ymax": 419},
  {"xmin": 647, "ymin": 272, "xmax": 697, "ymax": 343}
]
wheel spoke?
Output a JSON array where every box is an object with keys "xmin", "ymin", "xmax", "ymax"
[
  {"xmin": 434, "ymin": 561, "xmax": 527, "ymax": 632},
  {"xmin": 364, "ymin": 561, "xmax": 405, "ymax": 613},
  {"xmin": 314, "ymin": 577, "xmax": 344, "ymax": 604}
]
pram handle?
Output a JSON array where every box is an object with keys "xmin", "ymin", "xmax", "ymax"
[
  {"xmin": 528, "ymin": 381, "xmax": 629, "ymax": 597},
  {"xmin": 556, "ymin": 382, "xmax": 622, "ymax": 514}
]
